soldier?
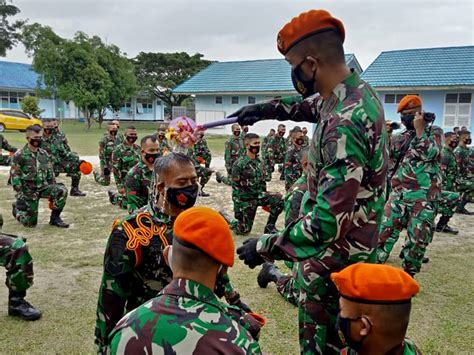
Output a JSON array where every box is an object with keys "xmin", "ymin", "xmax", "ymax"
[
  {"xmin": 111, "ymin": 119, "xmax": 124, "ymax": 143},
  {"xmin": 233, "ymin": 10, "xmax": 387, "ymax": 354},
  {"xmin": 94, "ymin": 122, "xmax": 119, "ymax": 186},
  {"xmin": 224, "ymin": 123, "xmax": 244, "ymax": 176},
  {"xmin": 225, "ymin": 133, "xmax": 283, "ymax": 236},
  {"xmin": 301, "ymin": 126, "xmax": 310, "ymax": 147},
  {"xmin": 188, "ymin": 129, "xmax": 213, "ymax": 197},
  {"xmin": 41, "ymin": 119, "xmax": 86, "ymax": 197},
  {"xmin": 95, "ymin": 153, "xmax": 250, "ymax": 353},
  {"xmin": 156, "ymin": 127, "xmax": 171, "ymax": 155},
  {"xmin": 454, "ymin": 129, "xmax": 473, "ymax": 214},
  {"xmin": 0, "ymin": 133, "xmax": 17, "ymax": 166},
  {"xmin": 377, "ymin": 95, "xmax": 442, "ymax": 276},
  {"xmin": 284, "ymin": 126, "xmax": 307, "ymax": 190},
  {"xmin": 331, "ymin": 263, "xmax": 421, "ymax": 354},
  {"xmin": 123, "ymin": 135, "xmax": 160, "ymax": 213},
  {"xmin": 10, "ymin": 125, "xmax": 69, "ymax": 228},
  {"xmin": 264, "ymin": 124, "xmax": 286, "ymax": 181},
  {"xmin": 262, "ymin": 128, "xmax": 276, "ymax": 152},
  {"xmin": 240, "ymin": 124, "xmax": 249, "ymax": 136},
  {"xmin": 108, "ymin": 206, "xmax": 262, "ymax": 354},
  {"xmin": 109, "ymin": 126, "xmax": 140, "ymax": 208}
]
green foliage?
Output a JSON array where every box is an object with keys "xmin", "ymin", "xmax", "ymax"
[
  {"xmin": 0, "ymin": 0, "xmax": 26, "ymax": 56},
  {"xmin": 20, "ymin": 95, "xmax": 44, "ymax": 117},
  {"xmin": 133, "ymin": 52, "xmax": 211, "ymax": 109}
]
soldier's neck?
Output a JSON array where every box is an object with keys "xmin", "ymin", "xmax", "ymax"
[{"xmin": 28, "ymin": 144, "xmax": 38, "ymax": 152}]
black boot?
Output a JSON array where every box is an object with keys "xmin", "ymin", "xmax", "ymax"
[
  {"xmin": 11, "ymin": 202, "xmax": 16, "ymax": 218},
  {"xmin": 199, "ymin": 187, "xmax": 210, "ymax": 197},
  {"xmin": 215, "ymin": 172, "xmax": 223, "ymax": 184},
  {"xmin": 257, "ymin": 262, "xmax": 283, "ymax": 288},
  {"xmin": 422, "ymin": 256, "xmax": 430, "ymax": 264},
  {"xmin": 70, "ymin": 176, "xmax": 86, "ymax": 197},
  {"xmin": 436, "ymin": 216, "xmax": 459, "ymax": 235},
  {"xmin": 456, "ymin": 199, "xmax": 474, "ymax": 215},
  {"xmin": 8, "ymin": 291, "xmax": 42, "ymax": 321},
  {"xmin": 264, "ymin": 214, "xmax": 279, "ymax": 234},
  {"xmin": 108, "ymin": 190, "xmax": 118, "ymax": 205},
  {"xmin": 49, "ymin": 209, "xmax": 69, "ymax": 228}
]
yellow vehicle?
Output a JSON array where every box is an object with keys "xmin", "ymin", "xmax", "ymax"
[{"xmin": 0, "ymin": 109, "xmax": 42, "ymax": 132}]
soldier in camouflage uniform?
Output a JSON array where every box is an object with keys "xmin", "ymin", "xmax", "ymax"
[
  {"xmin": 107, "ymin": 206, "xmax": 262, "ymax": 354},
  {"xmin": 41, "ymin": 119, "xmax": 86, "ymax": 197},
  {"xmin": 262, "ymin": 128, "xmax": 275, "ymax": 152},
  {"xmin": 0, "ymin": 133, "xmax": 17, "ymax": 166},
  {"xmin": 94, "ymin": 122, "xmax": 119, "ymax": 186},
  {"xmin": 188, "ymin": 130, "xmax": 213, "ymax": 197},
  {"xmin": 224, "ymin": 124, "xmax": 244, "ymax": 176},
  {"xmin": 301, "ymin": 126, "xmax": 310, "ymax": 147},
  {"xmin": 156, "ymin": 128, "xmax": 171, "ymax": 155},
  {"xmin": 109, "ymin": 126, "xmax": 140, "ymax": 208},
  {"xmin": 123, "ymin": 135, "xmax": 160, "ymax": 213},
  {"xmin": 234, "ymin": 11, "xmax": 388, "ymax": 353},
  {"xmin": 112, "ymin": 120, "xmax": 125, "ymax": 144},
  {"xmin": 0, "ymin": 216, "xmax": 42, "ymax": 321},
  {"xmin": 263, "ymin": 124, "xmax": 286, "ymax": 181},
  {"xmin": 377, "ymin": 96, "xmax": 442, "ymax": 276},
  {"xmin": 284, "ymin": 127, "xmax": 307, "ymax": 190},
  {"xmin": 95, "ymin": 153, "xmax": 251, "ymax": 353},
  {"xmin": 454, "ymin": 129, "xmax": 473, "ymax": 214},
  {"xmin": 227, "ymin": 133, "xmax": 283, "ymax": 235},
  {"xmin": 10, "ymin": 125, "xmax": 69, "ymax": 228}
]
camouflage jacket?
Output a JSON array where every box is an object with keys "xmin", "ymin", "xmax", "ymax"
[
  {"xmin": 255, "ymin": 71, "xmax": 388, "ymax": 268},
  {"xmin": 41, "ymin": 134, "xmax": 79, "ymax": 163},
  {"xmin": 391, "ymin": 127, "xmax": 442, "ymax": 200},
  {"xmin": 266, "ymin": 135, "xmax": 287, "ymax": 163},
  {"xmin": 0, "ymin": 134, "xmax": 17, "ymax": 165},
  {"xmin": 284, "ymin": 174, "xmax": 308, "ymax": 227},
  {"xmin": 225, "ymin": 136, "xmax": 244, "ymax": 172},
  {"xmin": 440, "ymin": 146, "xmax": 458, "ymax": 191},
  {"xmin": 455, "ymin": 145, "xmax": 472, "ymax": 179},
  {"xmin": 99, "ymin": 134, "xmax": 119, "ymax": 167},
  {"xmin": 231, "ymin": 155, "xmax": 267, "ymax": 200},
  {"xmin": 302, "ymin": 135, "xmax": 310, "ymax": 148},
  {"xmin": 108, "ymin": 278, "xmax": 262, "ymax": 355},
  {"xmin": 284, "ymin": 145, "xmax": 305, "ymax": 189},
  {"xmin": 10, "ymin": 144, "xmax": 55, "ymax": 196},
  {"xmin": 189, "ymin": 138, "xmax": 211, "ymax": 167},
  {"xmin": 341, "ymin": 338, "xmax": 421, "ymax": 355},
  {"xmin": 124, "ymin": 160, "xmax": 152, "ymax": 213},
  {"xmin": 112, "ymin": 143, "xmax": 141, "ymax": 189},
  {"xmin": 262, "ymin": 135, "xmax": 273, "ymax": 151}
]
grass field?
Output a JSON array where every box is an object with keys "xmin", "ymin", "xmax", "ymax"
[{"xmin": 1, "ymin": 121, "xmax": 474, "ymax": 354}]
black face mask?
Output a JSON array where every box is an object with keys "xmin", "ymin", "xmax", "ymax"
[
  {"xmin": 249, "ymin": 146, "xmax": 260, "ymax": 155},
  {"xmin": 295, "ymin": 138, "xmax": 305, "ymax": 146},
  {"xmin": 336, "ymin": 315, "xmax": 366, "ymax": 351},
  {"xmin": 158, "ymin": 134, "xmax": 165, "ymax": 140},
  {"xmin": 29, "ymin": 138, "xmax": 42, "ymax": 147},
  {"xmin": 449, "ymin": 141, "xmax": 459, "ymax": 149},
  {"xmin": 278, "ymin": 131, "xmax": 285, "ymax": 137},
  {"xmin": 126, "ymin": 136, "xmax": 137, "ymax": 144},
  {"xmin": 43, "ymin": 128, "xmax": 53, "ymax": 135},
  {"xmin": 291, "ymin": 62, "xmax": 316, "ymax": 98},
  {"xmin": 401, "ymin": 114, "xmax": 415, "ymax": 130},
  {"xmin": 465, "ymin": 138, "xmax": 472, "ymax": 145},
  {"xmin": 144, "ymin": 153, "xmax": 160, "ymax": 164},
  {"xmin": 166, "ymin": 184, "xmax": 199, "ymax": 209},
  {"xmin": 233, "ymin": 131, "xmax": 241, "ymax": 137},
  {"xmin": 110, "ymin": 130, "xmax": 118, "ymax": 136}
]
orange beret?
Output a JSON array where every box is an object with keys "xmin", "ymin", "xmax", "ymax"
[
  {"xmin": 397, "ymin": 95, "xmax": 422, "ymax": 113},
  {"xmin": 277, "ymin": 9, "xmax": 345, "ymax": 55},
  {"xmin": 79, "ymin": 161, "xmax": 93, "ymax": 175},
  {"xmin": 331, "ymin": 263, "xmax": 420, "ymax": 304},
  {"xmin": 173, "ymin": 206, "xmax": 235, "ymax": 267}
]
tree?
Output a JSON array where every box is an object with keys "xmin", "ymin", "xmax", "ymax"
[
  {"xmin": 22, "ymin": 24, "xmax": 137, "ymax": 129},
  {"xmin": 132, "ymin": 52, "xmax": 211, "ymax": 111},
  {"xmin": 21, "ymin": 95, "xmax": 44, "ymax": 117},
  {"xmin": 0, "ymin": 0, "xmax": 25, "ymax": 56}
]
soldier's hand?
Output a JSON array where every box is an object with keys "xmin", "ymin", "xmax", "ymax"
[
  {"xmin": 230, "ymin": 104, "xmax": 265, "ymax": 126},
  {"xmin": 414, "ymin": 112, "xmax": 426, "ymax": 138},
  {"xmin": 237, "ymin": 238, "xmax": 265, "ymax": 269}
]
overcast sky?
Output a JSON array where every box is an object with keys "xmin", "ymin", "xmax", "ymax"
[{"xmin": 4, "ymin": 0, "xmax": 474, "ymax": 69}]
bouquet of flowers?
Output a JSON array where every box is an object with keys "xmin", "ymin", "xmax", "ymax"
[{"xmin": 165, "ymin": 116, "xmax": 197, "ymax": 153}]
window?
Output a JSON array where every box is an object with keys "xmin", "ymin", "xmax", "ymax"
[
  {"xmin": 231, "ymin": 96, "xmax": 239, "ymax": 104},
  {"xmin": 215, "ymin": 96, "xmax": 222, "ymax": 104},
  {"xmin": 444, "ymin": 93, "xmax": 472, "ymax": 128},
  {"xmin": 248, "ymin": 96, "xmax": 256, "ymax": 104},
  {"xmin": 384, "ymin": 94, "xmax": 395, "ymax": 104},
  {"xmin": 120, "ymin": 102, "xmax": 132, "ymax": 113},
  {"xmin": 136, "ymin": 99, "xmax": 153, "ymax": 114}
]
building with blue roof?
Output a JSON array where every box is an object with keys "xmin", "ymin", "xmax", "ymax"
[
  {"xmin": 361, "ymin": 46, "xmax": 474, "ymax": 130},
  {"xmin": 173, "ymin": 54, "xmax": 362, "ymax": 135},
  {"xmin": 0, "ymin": 60, "xmax": 164, "ymax": 121}
]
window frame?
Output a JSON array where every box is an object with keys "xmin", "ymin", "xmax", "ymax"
[
  {"xmin": 215, "ymin": 96, "xmax": 223, "ymax": 104},
  {"xmin": 231, "ymin": 96, "xmax": 239, "ymax": 105},
  {"xmin": 443, "ymin": 92, "xmax": 472, "ymax": 129}
]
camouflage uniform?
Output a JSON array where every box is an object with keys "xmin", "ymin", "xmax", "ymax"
[
  {"xmin": 10, "ymin": 145, "xmax": 68, "ymax": 227},
  {"xmin": 108, "ymin": 278, "xmax": 262, "ymax": 354},
  {"xmin": 283, "ymin": 145, "xmax": 306, "ymax": 191},
  {"xmin": 438, "ymin": 146, "xmax": 461, "ymax": 219},
  {"xmin": 263, "ymin": 134, "xmax": 286, "ymax": 180},
  {"xmin": 254, "ymin": 71, "xmax": 387, "ymax": 354},
  {"xmin": 0, "ymin": 134, "xmax": 17, "ymax": 166},
  {"xmin": 224, "ymin": 135, "xmax": 244, "ymax": 175},
  {"xmin": 124, "ymin": 160, "xmax": 152, "ymax": 213},
  {"xmin": 454, "ymin": 145, "xmax": 474, "ymax": 200},
  {"xmin": 377, "ymin": 127, "xmax": 442, "ymax": 275},
  {"xmin": 341, "ymin": 338, "xmax": 421, "ymax": 355},
  {"xmin": 230, "ymin": 155, "xmax": 283, "ymax": 235},
  {"xmin": 0, "ymin": 233, "xmax": 34, "ymax": 293},
  {"xmin": 95, "ymin": 133, "xmax": 119, "ymax": 186},
  {"xmin": 110, "ymin": 143, "xmax": 141, "ymax": 208},
  {"xmin": 189, "ymin": 138, "xmax": 213, "ymax": 189},
  {"xmin": 302, "ymin": 135, "xmax": 310, "ymax": 148}
]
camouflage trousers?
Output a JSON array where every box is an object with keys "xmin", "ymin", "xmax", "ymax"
[
  {"xmin": 230, "ymin": 194, "xmax": 283, "ymax": 235},
  {"xmin": 94, "ymin": 161, "xmax": 112, "ymax": 186},
  {"xmin": 276, "ymin": 261, "xmax": 300, "ymax": 306},
  {"xmin": 0, "ymin": 155, "xmax": 11, "ymax": 166},
  {"xmin": 457, "ymin": 178, "xmax": 474, "ymax": 200},
  {"xmin": 196, "ymin": 165, "xmax": 212, "ymax": 188},
  {"xmin": 0, "ymin": 234, "xmax": 34, "ymax": 293},
  {"xmin": 437, "ymin": 190, "xmax": 460, "ymax": 218},
  {"xmin": 54, "ymin": 155, "xmax": 81, "ymax": 180},
  {"xmin": 109, "ymin": 191, "xmax": 127, "ymax": 210},
  {"xmin": 15, "ymin": 184, "xmax": 68, "ymax": 227},
  {"xmin": 377, "ymin": 192, "xmax": 437, "ymax": 275}
]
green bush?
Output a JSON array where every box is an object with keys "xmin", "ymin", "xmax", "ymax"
[{"xmin": 21, "ymin": 95, "xmax": 44, "ymax": 118}]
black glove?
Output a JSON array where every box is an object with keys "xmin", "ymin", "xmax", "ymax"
[
  {"xmin": 103, "ymin": 167, "xmax": 111, "ymax": 176},
  {"xmin": 237, "ymin": 238, "xmax": 265, "ymax": 269},
  {"xmin": 230, "ymin": 104, "xmax": 265, "ymax": 126}
]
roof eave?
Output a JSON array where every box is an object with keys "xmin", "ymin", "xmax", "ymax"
[
  {"xmin": 173, "ymin": 90, "xmax": 297, "ymax": 96},
  {"xmin": 373, "ymin": 85, "xmax": 474, "ymax": 91}
]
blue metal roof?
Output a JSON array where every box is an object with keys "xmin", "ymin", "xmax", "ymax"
[
  {"xmin": 361, "ymin": 46, "xmax": 474, "ymax": 88},
  {"xmin": 174, "ymin": 54, "xmax": 359, "ymax": 94},
  {"xmin": 0, "ymin": 61, "xmax": 39, "ymax": 90}
]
